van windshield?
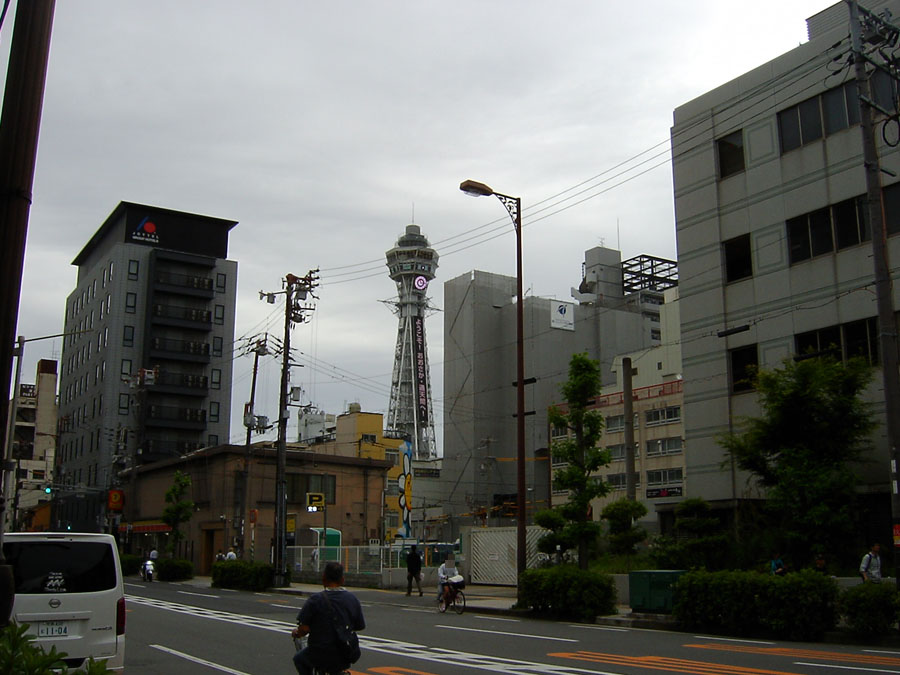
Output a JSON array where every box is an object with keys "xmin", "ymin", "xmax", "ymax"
[{"xmin": 3, "ymin": 541, "xmax": 117, "ymax": 593}]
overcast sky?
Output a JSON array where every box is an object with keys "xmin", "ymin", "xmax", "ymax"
[{"xmin": 2, "ymin": 1, "xmax": 831, "ymax": 451}]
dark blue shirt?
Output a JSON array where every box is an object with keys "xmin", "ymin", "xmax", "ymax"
[{"xmin": 298, "ymin": 588, "xmax": 365, "ymax": 654}]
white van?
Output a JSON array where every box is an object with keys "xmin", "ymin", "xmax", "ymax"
[{"xmin": 4, "ymin": 532, "xmax": 125, "ymax": 671}]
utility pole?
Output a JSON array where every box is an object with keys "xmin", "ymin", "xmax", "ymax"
[
  {"xmin": 847, "ymin": 0, "xmax": 900, "ymax": 587},
  {"xmin": 237, "ymin": 334, "xmax": 268, "ymax": 558},
  {"xmin": 623, "ymin": 357, "xmax": 636, "ymax": 502},
  {"xmin": 0, "ymin": 0, "xmax": 55, "ymax": 627},
  {"xmin": 265, "ymin": 270, "xmax": 319, "ymax": 587}
]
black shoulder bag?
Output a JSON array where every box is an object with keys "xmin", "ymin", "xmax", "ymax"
[{"xmin": 321, "ymin": 590, "xmax": 361, "ymax": 664}]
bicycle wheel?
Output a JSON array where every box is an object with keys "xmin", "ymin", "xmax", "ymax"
[
  {"xmin": 453, "ymin": 590, "xmax": 465, "ymax": 614},
  {"xmin": 438, "ymin": 596, "xmax": 448, "ymax": 613}
]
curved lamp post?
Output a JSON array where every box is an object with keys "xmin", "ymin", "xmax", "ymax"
[{"xmin": 459, "ymin": 180, "xmax": 526, "ymax": 582}]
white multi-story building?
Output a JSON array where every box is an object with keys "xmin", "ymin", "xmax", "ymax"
[{"xmin": 672, "ymin": 1, "xmax": 900, "ymax": 539}]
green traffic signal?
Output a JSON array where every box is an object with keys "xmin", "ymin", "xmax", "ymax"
[{"xmin": 44, "ymin": 485, "xmax": 51, "ymax": 494}]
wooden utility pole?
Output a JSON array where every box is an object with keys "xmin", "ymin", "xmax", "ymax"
[{"xmin": 623, "ymin": 357, "xmax": 636, "ymax": 501}]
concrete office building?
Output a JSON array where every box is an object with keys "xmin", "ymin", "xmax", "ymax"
[
  {"xmin": 671, "ymin": 1, "xmax": 900, "ymax": 535},
  {"xmin": 6, "ymin": 360, "xmax": 58, "ymax": 531},
  {"xmin": 440, "ymin": 247, "xmax": 676, "ymax": 537},
  {"xmin": 57, "ymin": 202, "xmax": 238, "ymax": 532}
]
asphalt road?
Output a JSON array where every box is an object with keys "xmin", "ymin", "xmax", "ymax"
[{"xmin": 122, "ymin": 577, "xmax": 900, "ymax": 674}]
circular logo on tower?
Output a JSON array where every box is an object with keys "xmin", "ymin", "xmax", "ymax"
[{"xmin": 414, "ymin": 275, "xmax": 428, "ymax": 291}]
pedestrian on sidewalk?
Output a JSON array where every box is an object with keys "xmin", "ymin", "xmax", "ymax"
[
  {"xmin": 406, "ymin": 544, "xmax": 423, "ymax": 596},
  {"xmin": 860, "ymin": 543, "xmax": 882, "ymax": 583}
]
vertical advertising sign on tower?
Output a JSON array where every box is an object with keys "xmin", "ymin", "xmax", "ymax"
[
  {"xmin": 398, "ymin": 441, "xmax": 414, "ymax": 538},
  {"xmin": 413, "ymin": 316, "xmax": 428, "ymax": 424}
]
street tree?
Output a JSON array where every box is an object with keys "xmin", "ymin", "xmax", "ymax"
[
  {"xmin": 535, "ymin": 353, "xmax": 610, "ymax": 569},
  {"xmin": 162, "ymin": 470, "xmax": 195, "ymax": 556},
  {"xmin": 719, "ymin": 356, "xmax": 874, "ymax": 566}
]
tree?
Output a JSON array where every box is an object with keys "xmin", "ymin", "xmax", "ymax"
[
  {"xmin": 162, "ymin": 470, "xmax": 195, "ymax": 556},
  {"xmin": 536, "ymin": 353, "xmax": 610, "ymax": 569},
  {"xmin": 601, "ymin": 498, "xmax": 647, "ymax": 555},
  {"xmin": 719, "ymin": 357, "xmax": 874, "ymax": 567}
]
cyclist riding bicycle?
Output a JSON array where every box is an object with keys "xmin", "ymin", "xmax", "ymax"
[
  {"xmin": 437, "ymin": 554, "xmax": 459, "ymax": 604},
  {"xmin": 291, "ymin": 561, "xmax": 365, "ymax": 675}
]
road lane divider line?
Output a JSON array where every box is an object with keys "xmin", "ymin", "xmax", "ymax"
[
  {"xmin": 475, "ymin": 616, "xmax": 520, "ymax": 623},
  {"xmin": 567, "ymin": 625, "xmax": 629, "ymax": 632},
  {"xmin": 150, "ymin": 644, "xmax": 252, "ymax": 674},
  {"xmin": 435, "ymin": 625, "xmax": 577, "ymax": 642},
  {"xmin": 272, "ymin": 604, "xmax": 301, "ymax": 610},
  {"xmin": 177, "ymin": 590, "xmax": 221, "ymax": 599},
  {"xmin": 691, "ymin": 636, "xmax": 776, "ymax": 645}
]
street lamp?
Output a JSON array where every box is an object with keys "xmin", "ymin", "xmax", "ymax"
[{"xmin": 459, "ymin": 179, "xmax": 527, "ymax": 582}]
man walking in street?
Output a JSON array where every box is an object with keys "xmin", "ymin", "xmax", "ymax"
[
  {"xmin": 406, "ymin": 544, "xmax": 423, "ymax": 596},
  {"xmin": 860, "ymin": 542, "xmax": 882, "ymax": 583}
]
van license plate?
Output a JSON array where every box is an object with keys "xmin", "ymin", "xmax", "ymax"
[{"xmin": 38, "ymin": 621, "xmax": 68, "ymax": 637}]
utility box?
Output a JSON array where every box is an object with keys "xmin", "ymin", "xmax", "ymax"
[{"xmin": 628, "ymin": 570, "xmax": 685, "ymax": 613}]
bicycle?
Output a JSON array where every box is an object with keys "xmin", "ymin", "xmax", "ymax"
[
  {"xmin": 438, "ymin": 579, "xmax": 466, "ymax": 614},
  {"xmin": 291, "ymin": 635, "xmax": 351, "ymax": 675}
]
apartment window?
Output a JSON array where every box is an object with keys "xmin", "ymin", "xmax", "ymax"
[
  {"xmin": 125, "ymin": 292, "xmax": 137, "ymax": 314},
  {"xmin": 844, "ymin": 317, "xmax": 879, "ymax": 364},
  {"xmin": 550, "ymin": 424, "xmax": 568, "ymax": 440},
  {"xmin": 211, "ymin": 368, "xmax": 222, "ymax": 389},
  {"xmin": 385, "ymin": 449, "xmax": 399, "ymax": 465},
  {"xmin": 209, "ymin": 401, "xmax": 220, "ymax": 423},
  {"xmin": 788, "ymin": 208, "xmax": 833, "ymax": 263},
  {"xmin": 117, "ymin": 394, "xmax": 130, "ymax": 415},
  {"xmin": 127, "ymin": 259, "xmax": 139, "ymax": 280},
  {"xmin": 723, "ymin": 234, "xmax": 752, "ymax": 282},
  {"xmin": 216, "ymin": 273, "xmax": 227, "ymax": 292},
  {"xmin": 796, "ymin": 317, "xmax": 878, "ymax": 365},
  {"xmin": 883, "ymin": 183, "xmax": 900, "ymax": 236},
  {"xmin": 385, "ymin": 482, "xmax": 399, "ymax": 496},
  {"xmin": 645, "ymin": 406, "xmax": 681, "ymax": 426},
  {"xmin": 832, "ymin": 196, "xmax": 869, "ymax": 249},
  {"xmin": 208, "ymin": 435, "xmax": 219, "ymax": 446},
  {"xmin": 716, "ymin": 130, "xmax": 744, "ymax": 179},
  {"xmin": 646, "ymin": 436, "xmax": 684, "ymax": 457},
  {"xmin": 647, "ymin": 468, "xmax": 683, "ymax": 486},
  {"xmin": 120, "ymin": 359, "xmax": 132, "ymax": 376},
  {"xmin": 606, "ymin": 472, "xmax": 640, "ymax": 490},
  {"xmin": 212, "ymin": 336, "xmax": 223, "ymax": 357},
  {"xmin": 123, "ymin": 325, "xmax": 134, "ymax": 347},
  {"xmin": 214, "ymin": 305, "xmax": 225, "ymax": 325},
  {"xmin": 605, "ymin": 415, "xmax": 624, "ymax": 432},
  {"xmin": 730, "ymin": 344, "xmax": 758, "ymax": 393},
  {"xmin": 606, "ymin": 443, "xmax": 639, "ymax": 461}
]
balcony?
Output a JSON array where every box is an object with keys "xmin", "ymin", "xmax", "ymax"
[
  {"xmin": 152, "ymin": 303, "xmax": 212, "ymax": 330},
  {"xmin": 145, "ymin": 404, "xmax": 207, "ymax": 430},
  {"xmin": 150, "ymin": 371, "xmax": 209, "ymax": 396},
  {"xmin": 149, "ymin": 337, "xmax": 210, "ymax": 363},
  {"xmin": 154, "ymin": 271, "xmax": 214, "ymax": 299}
]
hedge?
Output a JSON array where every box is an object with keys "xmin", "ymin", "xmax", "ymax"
[
  {"xmin": 211, "ymin": 560, "xmax": 277, "ymax": 591},
  {"xmin": 673, "ymin": 569, "xmax": 838, "ymax": 641},
  {"xmin": 518, "ymin": 566, "xmax": 616, "ymax": 622}
]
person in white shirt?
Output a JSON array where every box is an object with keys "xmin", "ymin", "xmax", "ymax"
[
  {"xmin": 226, "ymin": 547, "xmax": 237, "ymax": 561},
  {"xmin": 437, "ymin": 554, "xmax": 458, "ymax": 603}
]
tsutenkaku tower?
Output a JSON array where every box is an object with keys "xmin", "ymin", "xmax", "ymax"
[{"xmin": 385, "ymin": 224, "xmax": 438, "ymax": 459}]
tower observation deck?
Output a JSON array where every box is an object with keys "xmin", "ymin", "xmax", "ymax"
[{"xmin": 385, "ymin": 224, "xmax": 438, "ymax": 459}]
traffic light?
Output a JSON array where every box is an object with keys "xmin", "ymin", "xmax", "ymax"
[{"xmin": 43, "ymin": 484, "xmax": 52, "ymax": 495}]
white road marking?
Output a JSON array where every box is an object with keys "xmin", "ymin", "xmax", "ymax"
[
  {"xmin": 568, "ymin": 624, "xmax": 629, "ymax": 632},
  {"xmin": 795, "ymin": 662, "xmax": 900, "ymax": 674},
  {"xmin": 865, "ymin": 650, "xmax": 900, "ymax": 655},
  {"xmin": 691, "ymin": 635, "xmax": 776, "ymax": 645},
  {"xmin": 130, "ymin": 594, "xmax": 613, "ymax": 674},
  {"xmin": 151, "ymin": 644, "xmax": 252, "ymax": 674},
  {"xmin": 434, "ymin": 624, "xmax": 578, "ymax": 642},
  {"xmin": 177, "ymin": 590, "xmax": 221, "ymax": 599},
  {"xmin": 476, "ymin": 615, "xmax": 520, "ymax": 623},
  {"xmin": 272, "ymin": 604, "xmax": 300, "ymax": 610}
]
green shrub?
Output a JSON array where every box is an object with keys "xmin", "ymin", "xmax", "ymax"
[
  {"xmin": 119, "ymin": 554, "xmax": 142, "ymax": 576},
  {"xmin": 839, "ymin": 583, "xmax": 900, "ymax": 637},
  {"xmin": 673, "ymin": 569, "xmax": 837, "ymax": 641},
  {"xmin": 212, "ymin": 560, "xmax": 276, "ymax": 591},
  {"xmin": 0, "ymin": 621, "xmax": 111, "ymax": 674},
  {"xmin": 650, "ymin": 534, "xmax": 735, "ymax": 571},
  {"xmin": 155, "ymin": 557, "xmax": 193, "ymax": 582},
  {"xmin": 518, "ymin": 565, "xmax": 616, "ymax": 622}
]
